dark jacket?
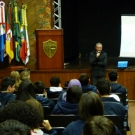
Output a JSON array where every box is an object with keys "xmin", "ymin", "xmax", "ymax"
[
  {"xmin": 110, "ymin": 83, "xmax": 127, "ymax": 97},
  {"xmin": 0, "ymin": 92, "xmax": 16, "ymax": 108},
  {"xmin": 89, "ymin": 50, "xmax": 107, "ymax": 76},
  {"xmin": 52, "ymin": 101, "xmax": 78, "ymax": 115},
  {"xmin": 62, "ymin": 119, "xmax": 121, "ymax": 135},
  {"xmin": 81, "ymin": 85, "xmax": 97, "ymax": 93},
  {"xmin": 102, "ymin": 97, "xmax": 127, "ymax": 122},
  {"xmin": 36, "ymin": 95, "xmax": 55, "ymax": 110}
]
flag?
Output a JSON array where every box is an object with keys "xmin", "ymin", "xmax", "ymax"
[
  {"xmin": 0, "ymin": 24, "xmax": 5, "ymax": 62},
  {"xmin": 5, "ymin": 3, "xmax": 14, "ymax": 63},
  {"xmin": 20, "ymin": 4, "xmax": 30, "ymax": 64},
  {"xmin": 0, "ymin": 1, "xmax": 5, "ymax": 62},
  {"xmin": 13, "ymin": 1, "xmax": 21, "ymax": 62}
]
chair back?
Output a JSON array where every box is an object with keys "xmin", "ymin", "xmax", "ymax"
[
  {"xmin": 105, "ymin": 115, "xmax": 126, "ymax": 135},
  {"xmin": 46, "ymin": 114, "xmax": 79, "ymax": 127}
]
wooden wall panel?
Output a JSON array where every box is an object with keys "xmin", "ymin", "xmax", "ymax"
[
  {"xmin": 0, "ymin": 68, "xmax": 135, "ymax": 100},
  {"xmin": 30, "ymin": 69, "xmax": 135, "ymax": 100}
]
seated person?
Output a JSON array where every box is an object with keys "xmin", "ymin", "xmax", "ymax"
[
  {"xmin": 16, "ymin": 81, "xmax": 55, "ymax": 111},
  {"xmin": 58, "ymin": 79, "xmax": 82, "ymax": 102},
  {"xmin": 26, "ymin": 99, "xmax": 57, "ymax": 135},
  {"xmin": 62, "ymin": 91, "xmax": 121, "ymax": 135},
  {"xmin": 0, "ymin": 119, "xmax": 31, "ymax": 135},
  {"xmin": 96, "ymin": 77, "xmax": 127, "ymax": 122},
  {"xmin": 46, "ymin": 76, "xmax": 63, "ymax": 98},
  {"xmin": 108, "ymin": 70, "xmax": 127, "ymax": 97},
  {"xmin": 83, "ymin": 116, "xmax": 115, "ymax": 135},
  {"xmin": 20, "ymin": 69, "xmax": 31, "ymax": 81},
  {"xmin": 34, "ymin": 81, "xmax": 47, "ymax": 97},
  {"xmin": 0, "ymin": 77, "xmax": 16, "ymax": 108},
  {"xmin": 79, "ymin": 73, "xmax": 97, "ymax": 93},
  {"xmin": 0, "ymin": 100, "xmax": 57, "ymax": 135},
  {"xmin": 10, "ymin": 70, "xmax": 22, "ymax": 91},
  {"xmin": 52, "ymin": 85, "xmax": 82, "ymax": 115}
]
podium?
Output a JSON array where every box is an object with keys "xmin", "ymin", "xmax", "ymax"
[{"xmin": 35, "ymin": 29, "xmax": 64, "ymax": 70}]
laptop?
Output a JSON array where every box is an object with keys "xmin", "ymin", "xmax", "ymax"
[{"xmin": 117, "ymin": 61, "xmax": 128, "ymax": 69}]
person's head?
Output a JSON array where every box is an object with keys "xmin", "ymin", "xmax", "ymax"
[
  {"xmin": 26, "ymin": 99, "xmax": 44, "ymax": 120},
  {"xmin": 34, "ymin": 81, "xmax": 46, "ymax": 94},
  {"xmin": 0, "ymin": 119, "xmax": 31, "ymax": 135},
  {"xmin": 20, "ymin": 70, "xmax": 30, "ymax": 81},
  {"xmin": 108, "ymin": 70, "xmax": 118, "ymax": 81},
  {"xmin": 11, "ymin": 71, "xmax": 21, "ymax": 81},
  {"xmin": 0, "ymin": 100, "xmax": 43, "ymax": 129},
  {"xmin": 66, "ymin": 85, "xmax": 82, "ymax": 103},
  {"xmin": 64, "ymin": 81, "xmax": 69, "ymax": 87},
  {"xmin": 16, "ymin": 81, "xmax": 35, "ymax": 101},
  {"xmin": 50, "ymin": 76, "xmax": 61, "ymax": 87},
  {"xmin": 83, "ymin": 116, "xmax": 115, "ymax": 135},
  {"xmin": 95, "ymin": 42, "xmax": 102, "ymax": 52},
  {"xmin": 79, "ymin": 73, "xmax": 89, "ymax": 86},
  {"xmin": 67, "ymin": 79, "xmax": 81, "ymax": 89},
  {"xmin": 96, "ymin": 77, "xmax": 110, "ymax": 96},
  {"xmin": 1, "ymin": 77, "xmax": 16, "ymax": 93},
  {"xmin": 78, "ymin": 91, "xmax": 104, "ymax": 121},
  {"xmin": 10, "ymin": 71, "xmax": 22, "ymax": 90}
]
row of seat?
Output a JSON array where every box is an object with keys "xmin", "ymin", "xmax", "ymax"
[{"xmin": 41, "ymin": 114, "xmax": 127, "ymax": 135}]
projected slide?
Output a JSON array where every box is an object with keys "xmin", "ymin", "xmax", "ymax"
[{"xmin": 120, "ymin": 15, "xmax": 135, "ymax": 57}]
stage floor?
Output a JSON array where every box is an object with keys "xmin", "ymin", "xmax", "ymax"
[{"xmin": 64, "ymin": 57, "xmax": 135, "ymax": 70}]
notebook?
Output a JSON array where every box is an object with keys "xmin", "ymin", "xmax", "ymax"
[{"xmin": 117, "ymin": 61, "xmax": 128, "ymax": 69}]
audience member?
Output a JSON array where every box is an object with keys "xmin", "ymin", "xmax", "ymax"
[
  {"xmin": 16, "ymin": 81, "xmax": 54, "ymax": 110},
  {"xmin": 46, "ymin": 76, "xmax": 63, "ymax": 97},
  {"xmin": 52, "ymin": 85, "xmax": 82, "ymax": 114},
  {"xmin": 0, "ymin": 100, "xmax": 57, "ymax": 135},
  {"xmin": 108, "ymin": 70, "xmax": 127, "ymax": 96},
  {"xmin": 20, "ymin": 70, "xmax": 31, "ymax": 81},
  {"xmin": 62, "ymin": 91, "xmax": 121, "ymax": 135},
  {"xmin": 34, "ymin": 81, "xmax": 47, "ymax": 97},
  {"xmin": 10, "ymin": 70, "xmax": 22, "ymax": 91},
  {"xmin": 79, "ymin": 73, "xmax": 97, "ymax": 93},
  {"xmin": 0, "ymin": 119, "xmax": 31, "ymax": 135},
  {"xmin": 96, "ymin": 77, "xmax": 127, "ymax": 122},
  {"xmin": 0, "ymin": 77, "xmax": 16, "ymax": 107},
  {"xmin": 58, "ymin": 79, "xmax": 81, "ymax": 102},
  {"xmin": 26, "ymin": 99, "xmax": 57, "ymax": 135},
  {"xmin": 82, "ymin": 116, "xmax": 115, "ymax": 135}
]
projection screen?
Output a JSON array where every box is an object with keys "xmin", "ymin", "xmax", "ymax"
[{"xmin": 120, "ymin": 15, "xmax": 135, "ymax": 57}]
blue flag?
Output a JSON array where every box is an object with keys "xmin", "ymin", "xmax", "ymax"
[{"xmin": 0, "ymin": 24, "xmax": 5, "ymax": 62}]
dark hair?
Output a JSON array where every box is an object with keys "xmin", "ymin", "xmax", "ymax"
[
  {"xmin": 34, "ymin": 81, "xmax": 46, "ymax": 94},
  {"xmin": 79, "ymin": 73, "xmax": 89, "ymax": 85},
  {"xmin": 1, "ymin": 77, "xmax": 15, "ymax": 91},
  {"xmin": 16, "ymin": 81, "xmax": 36, "ymax": 101},
  {"xmin": 66, "ymin": 85, "xmax": 82, "ymax": 103},
  {"xmin": 0, "ymin": 100, "xmax": 43, "ymax": 129},
  {"xmin": 83, "ymin": 116, "xmax": 115, "ymax": 135},
  {"xmin": 0, "ymin": 119, "xmax": 31, "ymax": 135},
  {"xmin": 26, "ymin": 99, "xmax": 44, "ymax": 119},
  {"xmin": 96, "ymin": 77, "xmax": 110, "ymax": 95},
  {"xmin": 108, "ymin": 71, "xmax": 118, "ymax": 81},
  {"xmin": 78, "ymin": 92, "xmax": 104, "ymax": 121},
  {"xmin": 50, "ymin": 76, "xmax": 61, "ymax": 87},
  {"xmin": 64, "ymin": 81, "xmax": 69, "ymax": 87}
]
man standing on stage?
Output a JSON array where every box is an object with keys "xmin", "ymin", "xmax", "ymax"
[{"xmin": 89, "ymin": 42, "xmax": 107, "ymax": 85}]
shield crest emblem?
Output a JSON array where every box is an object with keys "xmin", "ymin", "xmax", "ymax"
[{"xmin": 43, "ymin": 39, "xmax": 57, "ymax": 58}]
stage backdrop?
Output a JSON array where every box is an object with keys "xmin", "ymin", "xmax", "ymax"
[{"xmin": 61, "ymin": 0, "xmax": 135, "ymax": 60}]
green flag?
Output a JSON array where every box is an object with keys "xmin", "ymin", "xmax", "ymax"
[{"xmin": 13, "ymin": 1, "xmax": 21, "ymax": 62}]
